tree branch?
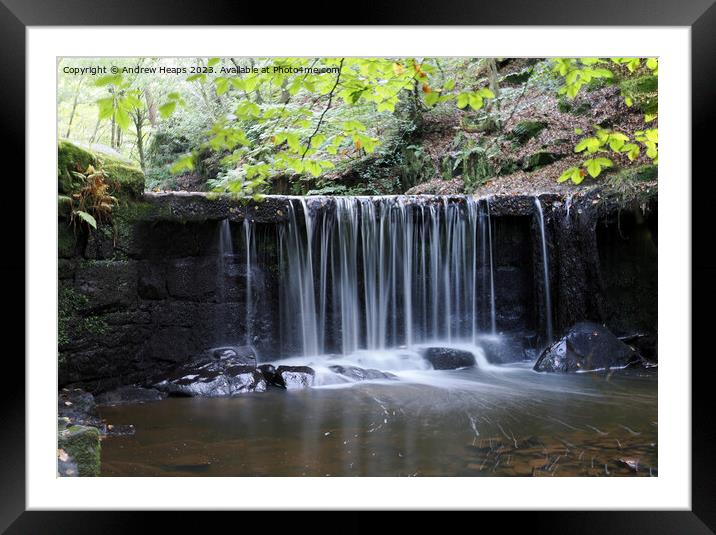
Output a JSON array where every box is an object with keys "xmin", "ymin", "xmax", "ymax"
[{"xmin": 301, "ymin": 58, "xmax": 344, "ymax": 160}]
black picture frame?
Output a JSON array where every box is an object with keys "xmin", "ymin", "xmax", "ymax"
[{"xmin": 2, "ymin": 1, "xmax": 712, "ymax": 531}]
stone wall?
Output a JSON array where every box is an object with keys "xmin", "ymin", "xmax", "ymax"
[{"xmin": 58, "ymin": 191, "xmax": 658, "ymax": 392}]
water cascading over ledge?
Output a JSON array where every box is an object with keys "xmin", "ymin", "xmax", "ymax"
[
  {"xmin": 59, "ymin": 190, "xmax": 658, "ymax": 390},
  {"xmin": 278, "ymin": 196, "xmax": 500, "ymax": 356}
]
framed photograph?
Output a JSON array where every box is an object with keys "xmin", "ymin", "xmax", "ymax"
[{"xmin": 2, "ymin": 0, "xmax": 712, "ymax": 530}]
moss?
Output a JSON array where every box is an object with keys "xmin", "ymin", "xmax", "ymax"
[
  {"xmin": 58, "ymin": 140, "xmax": 98, "ymax": 194},
  {"xmin": 82, "ymin": 316, "xmax": 108, "ymax": 336},
  {"xmin": 611, "ymin": 164, "xmax": 658, "ymax": 183},
  {"xmin": 58, "ymin": 425, "xmax": 101, "ymax": 476},
  {"xmin": 501, "ymin": 69, "xmax": 532, "ymax": 85},
  {"xmin": 620, "ymin": 75, "xmax": 658, "ymax": 114},
  {"xmin": 101, "ymin": 159, "xmax": 145, "ymax": 199},
  {"xmin": 508, "ymin": 121, "xmax": 547, "ymax": 144},
  {"xmin": 58, "ymin": 222, "xmax": 79, "ymax": 258},
  {"xmin": 557, "ymin": 98, "xmax": 591, "ymax": 116},
  {"xmin": 58, "ymin": 286, "xmax": 89, "ymax": 347},
  {"xmin": 522, "ymin": 151, "xmax": 561, "ymax": 171},
  {"xmin": 57, "ymin": 140, "xmax": 145, "ymax": 198}
]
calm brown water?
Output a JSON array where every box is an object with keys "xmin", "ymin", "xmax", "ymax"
[{"xmin": 98, "ymin": 361, "xmax": 657, "ymax": 477}]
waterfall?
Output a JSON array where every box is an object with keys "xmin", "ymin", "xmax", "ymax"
[
  {"xmin": 215, "ymin": 219, "xmax": 234, "ymax": 343},
  {"xmin": 217, "ymin": 219, "xmax": 233, "ymax": 303},
  {"xmin": 279, "ymin": 196, "xmax": 499, "ymax": 357},
  {"xmin": 243, "ymin": 219, "xmax": 254, "ymax": 345},
  {"xmin": 534, "ymin": 198, "xmax": 553, "ymax": 343},
  {"xmin": 485, "ymin": 198, "xmax": 497, "ymax": 334}
]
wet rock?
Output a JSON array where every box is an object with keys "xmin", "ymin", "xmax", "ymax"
[
  {"xmin": 258, "ymin": 364, "xmax": 278, "ymax": 386},
  {"xmin": 57, "ymin": 446, "xmax": 79, "ymax": 477},
  {"xmin": 328, "ymin": 365, "xmax": 397, "ymax": 381},
  {"xmin": 155, "ymin": 355, "xmax": 266, "ymax": 397},
  {"xmin": 95, "ymin": 385, "xmax": 166, "ymax": 405},
  {"xmin": 274, "ymin": 366, "xmax": 315, "ymax": 390},
  {"xmin": 58, "ymin": 388, "xmax": 102, "ymax": 427},
  {"xmin": 419, "ymin": 347, "xmax": 476, "ymax": 370},
  {"xmin": 477, "ymin": 335, "xmax": 527, "ymax": 364},
  {"xmin": 212, "ymin": 345, "xmax": 257, "ymax": 367},
  {"xmin": 533, "ymin": 321, "xmax": 647, "ymax": 373}
]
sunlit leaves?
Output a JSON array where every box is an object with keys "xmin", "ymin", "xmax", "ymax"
[
  {"xmin": 553, "ymin": 58, "xmax": 615, "ymax": 100},
  {"xmin": 558, "ymin": 166, "xmax": 584, "ymax": 184},
  {"xmin": 170, "ymin": 153, "xmax": 196, "ymax": 174},
  {"xmin": 159, "ymin": 101, "xmax": 177, "ymax": 119},
  {"xmin": 584, "ymin": 157, "xmax": 613, "ymax": 177},
  {"xmin": 456, "ymin": 88, "xmax": 494, "ymax": 111},
  {"xmin": 95, "ymin": 74, "xmax": 124, "ymax": 87}
]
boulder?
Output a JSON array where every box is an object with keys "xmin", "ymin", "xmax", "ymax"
[
  {"xmin": 258, "ymin": 364, "xmax": 278, "ymax": 386},
  {"xmin": 328, "ymin": 365, "xmax": 397, "ymax": 382},
  {"xmin": 477, "ymin": 335, "xmax": 528, "ymax": 364},
  {"xmin": 58, "ymin": 388, "xmax": 101, "ymax": 427},
  {"xmin": 274, "ymin": 366, "xmax": 315, "ymax": 390},
  {"xmin": 533, "ymin": 321, "xmax": 647, "ymax": 373},
  {"xmin": 419, "ymin": 348, "xmax": 476, "ymax": 370},
  {"xmin": 211, "ymin": 345, "xmax": 257, "ymax": 367},
  {"xmin": 155, "ymin": 355, "xmax": 266, "ymax": 397},
  {"xmin": 58, "ymin": 424, "xmax": 101, "ymax": 477},
  {"xmin": 95, "ymin": 385, "xmax": 166, "ymax": 405}
]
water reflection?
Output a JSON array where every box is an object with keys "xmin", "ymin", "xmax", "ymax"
[{"xmin": 99, "ymin": 363, "xmax": 657, "ymax": 477}]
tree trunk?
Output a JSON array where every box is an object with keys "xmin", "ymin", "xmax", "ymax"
[
  {"xmin": 65, "ymin": 77, "xmax": 84, "ymax": 139},
  {"xmin": 487, "ymin": 59, "xmax": 502, "ymax": 131}
]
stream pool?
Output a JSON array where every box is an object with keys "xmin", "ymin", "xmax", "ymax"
[{"xmin": 99, "ymin": 358, "xmax": 657, "ymax": 477}]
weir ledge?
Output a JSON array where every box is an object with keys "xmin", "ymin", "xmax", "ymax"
[
  {"xmin": 141, "ymin": 192, "xmax": 560, "ymax": 223},
  {"xmin": 138, "ymin": 186, "xmax": 656, "ymax": 223}
]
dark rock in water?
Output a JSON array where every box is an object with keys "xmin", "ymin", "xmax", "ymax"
[
  {"xmin": 274, "ymin": 366, "xmax": 315, "ymax": 390},
  {"xmin": 96, "ymin": 386, "xmax": 166, "ymax": 405},
  {"xmin": 211, "ymin": 345, "xmax": 257, "ymax": 367},
  {"xmin": 419, "ymin": 348, "xmax": 476, "ymax": 370},
  {"xmin": 477, "ymin": 335, "xmax": 527, "ymax": 364},
  {"xmin": 619, "ymin": 333, "xmax": 658, "ymax": 363},
  {"xmin": 258, "ymin": 364, "xmax": 279, "ymax": 386},
  {"xmin": 155, "ymin": 355, "xmax": 266, "ymax": 397},
  {"xmin": 328, "ymin": 365, "xmax": 397, "ymax": 381},
  {"xmin": 58, "ymin": 388, "xmax": 102, "ymax": 427},
  {"xmin": 533, "ymin": 321, "xmax": 647, "ymax": 373}
]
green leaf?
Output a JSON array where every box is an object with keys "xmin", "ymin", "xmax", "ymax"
[
  {"xmin": 478, "ymin": 87, "xmax": 495, "ymax": 99},
  {"xmin": 95, "ymin": 74, "xmax": 123, "ymax": 87},
  {"xmin": 575, "ymin": 137, "xmax": 600, "ymax": 153},
  {"xmin": 424, "ymin": 91, "xmax": 439, "ymax": 106},
  {"xmin": 208, "ymin": 57, "xmax": 221, "ymax": 67},
  {"xmin": 624, "ymin": 96, "xmax": 634, "ymax": 107},
  {"xmin": 558, "ymin": 166, "xmax": 579, "ymax": 183},
  {"xmin": 468, "ymin": 94, "xmax": 484, "ymax": 111},
  {"xmin": 75, "ymin": 210, "xmax": 96, "ymax": 229},
  {"xmin": 159, "ymin": 101, "xmax": 177, "ymax": 119},
  {"xmin": 97, "ymin": 97, "xmax": 115, "ymax": 120},
  {"xmin": 456, "ymin": 93, "xmax": 469, "ymax": 109},
  {"xmin": 621, "ymin": 143, "xmax": 641, "ymax": 161},
  {"xmin": 646, "ymin": 57, "xmax": 658, "ymax": 71},
  {"xmin": 170, "ymin": 154, "xmax": 195, "ymax": 174},
  {"xmin": 584, "ymin": 157, "xmax": 612, "ymax": 178},
  {"xmin": 304, "ymin": 160, "xmax": 322, "ymax": 177},
  {"xmin": 115, "ymin": 108, "xmax": 131, "ymax": 131}
]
